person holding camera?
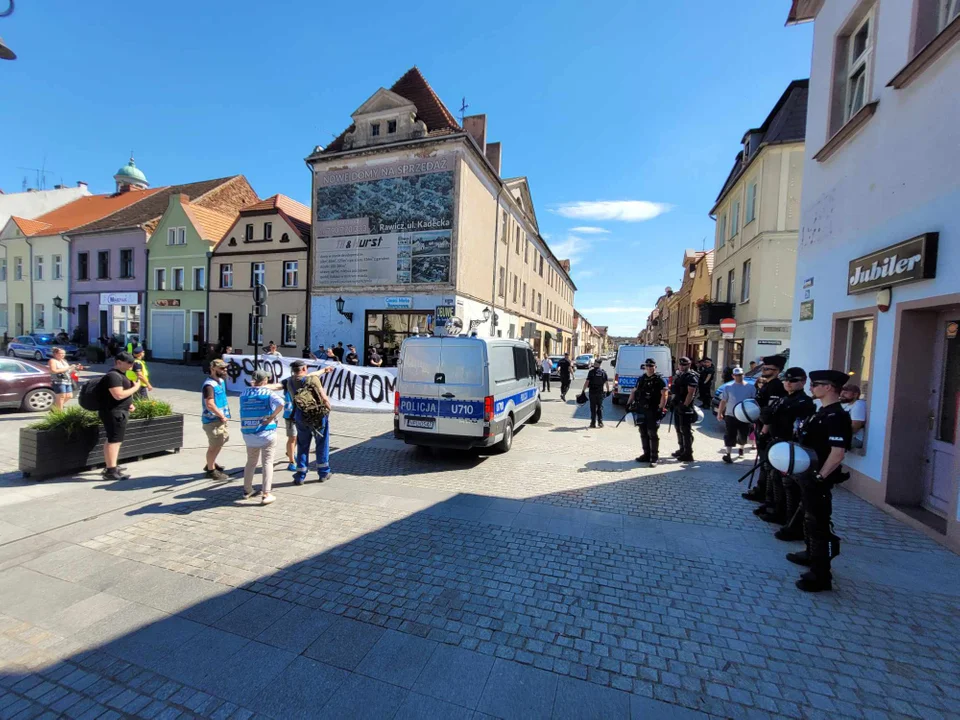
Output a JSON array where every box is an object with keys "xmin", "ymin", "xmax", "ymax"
[
  {"xmin": 670, "ymin": 357, "xmax": 699, "ymax": 462},
  {"xmin": 627, "ymin": 358, "xmax": 668, "ymax": 465}
]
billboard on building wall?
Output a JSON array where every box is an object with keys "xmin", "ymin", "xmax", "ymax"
[{"xmin": 313, "ymin": 155, "xmax": 455, "ymax": 286}]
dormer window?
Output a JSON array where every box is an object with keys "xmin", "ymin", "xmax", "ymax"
[
  {"xmin": 371, "ymin": 122, "xmax": 381, "ymax": 137},
  {"xmin": 387, "ymin": 120, "xmax": 397, "ymax": 134}
]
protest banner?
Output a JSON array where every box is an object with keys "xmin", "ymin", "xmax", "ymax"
[{"xmin": 223, "ymin": 355, "xmax": 397, "ymax": 412}]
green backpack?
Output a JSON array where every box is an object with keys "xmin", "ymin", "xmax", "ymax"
[{"xmin": 292, "ymin": 375, "xmax": 330, "ymax": 429}]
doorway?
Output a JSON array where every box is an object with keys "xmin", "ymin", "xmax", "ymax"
[
  {"xmin": 190, "ymin": 311, "xmax": 205, "ymax": 355},
  {"xmin": 14, "ymin": 303, "xmax": 23, "ymax": 335},
  {"xmin": 77, "ymin": 303, "xmax": 89, "ymax": 345},
  {"xmin": 99, "ymin": 309, "xmax": 109, "ymax": 341},
  {"xmin": 922, "ymin": 312, "xmax": 959, "ymax": 517},
  {"xmin": 218, "ymin": 313, "xmax": 233, "ymax": 350}
]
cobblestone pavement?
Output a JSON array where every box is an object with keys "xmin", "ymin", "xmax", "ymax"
[{"xmin": 0, "ymin": 362, "xmax": 958, "ymax": 719}]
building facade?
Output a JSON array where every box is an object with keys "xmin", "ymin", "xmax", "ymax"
[
  {"xmin": 209, "ymin": 194, "xmax": 311, "ymax": 354},
  {"xmin": 67, "ymin": 174, "xmax": 257, "ymax": 348},
  {"xmin": 573, "ymin": 310, "xmax": 602, "ymax": 356},
  {"xmin": 788, "ymin": 0, "xmax": 960, "ymax": 550},
  {"xmin": 707, "ymin": 80, "xmax": 808, "ymax": 370},
  {"xmin": 684, "ymin": 251, "xmax": 714, "ymax": 360},
  {"xmin": 305, "ymin": 68, "xmax": 575, "ymax": 364},
  {"xmin": 146, "ymin": 195, "xmax": 234, "ymax": 360},
  {"xmin": 0, "ymin": 184, "xmax": 90, "ymax": 232}
]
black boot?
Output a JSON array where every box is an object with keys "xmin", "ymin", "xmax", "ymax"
[
  {"xmin": 649, "ymin": 456, "xmax": 658, "ymax": 466},
  {"xmin": 671, "ymin": 450, "xmax": 682, "ymax": 458},
  {"xmin": 742, "ymin": 487, "xmax": 765, "ymax": 502},
  {"xmin": 636, "ymin": 454, "xmax": 651, "ymax": 463},
  {"xmin": 786, "ymin": 550, "xmax": 812, "ymax": 566},
  {"xmin": 759, "ymin": 509, "xmax": 785, "ymax": 524},
  {"xmin": 796, "ymin": 566, "xmax": 832, "ymax": 592},
  {"xmin": 752, "ymin": 504, "xmax": 770, "ymax": 516},
  {"xmin": 775, "ymin": 526, "xmax": 805, "ymax": 541}
]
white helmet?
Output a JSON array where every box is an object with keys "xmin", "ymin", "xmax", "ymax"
[
  {"xmin": 768, "ymin": 441, "xmax": 818, "ymax": 476},
  {"xmin": 733, "ymin": 398, "xmax": 761, "ymax": 424}
]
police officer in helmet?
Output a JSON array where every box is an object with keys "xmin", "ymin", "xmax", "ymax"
[
  {"xmin": 757, "ymin": 367, "xmax": 816, "ymax": 530},
  {"xmin": 581, "ymin": 358, "xmax": 611, "ymax": 428},
  {"xmin": 627, "ymin": 358, "xmax": 668, "ymax": 466},
  {"xmin": 788, "ymin": 369, "xmax": 852, "ymax": 592},
  {"xmin": 669, "ymin": 357, "xmax": 699, "ymax": 462},
  {"xmin": 743, "ymin": 354, "xmax": 787, "ymax": 503}
]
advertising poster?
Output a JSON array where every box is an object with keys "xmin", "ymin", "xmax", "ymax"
[{"xmin": 313, "ymin": 155, "xmax": 455, "ymax": 286}]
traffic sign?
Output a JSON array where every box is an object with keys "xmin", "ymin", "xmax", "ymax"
[
  {"xmin": 719, "ymin": 318, "xmax": 737, "ymax": 334},
  {"xmin": 253, "ymin": 284, "xmax": 268, "ymax": 305},
  {"xmin": 252, "ymin": 304, "xmax": 269, "ymax": 318}
]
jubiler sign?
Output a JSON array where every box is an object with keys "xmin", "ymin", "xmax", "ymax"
[{"xmin": 847, "ymin": 233, "xmax": 938, "ymax": 294}]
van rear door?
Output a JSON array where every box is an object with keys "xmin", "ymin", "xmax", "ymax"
[
  {"xmin": 433, "ymin": 338, "xmax": 486, "ymax": 439},
  {"xmin": 398, "ymin": 339, "xmax": 442, "ymax": 435}
]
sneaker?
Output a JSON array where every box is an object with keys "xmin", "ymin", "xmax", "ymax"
[
  {"xmin": 286, "ymin": 463, "xmax": 297, "ymax": 472},
  {"xmin": 202, "ymin": 464, "xmax": 226, "ymax": 472},
  {"xmin": 261, "ymin": 493, "xmax": 276, "ymax": 505},
  {"xmin": 786, "ymin": 550, "xmax": 812, "ymax": 566},
  {"xmin": 206, "ymin": 468, "xmax": 230, "ymax": 481},
  {"xmin": 242, "ymin": 487, "xmax": 260, "ymax": 500},
  {"xmin": 293, "ymin": 478, "xmax": 305, "ymax": 486},
  {"xmin": 738, "ymin": 448, "xmax": 744, "ymax": 458},
  {"xmin": 722, "ymin": 454, "xmax": 732, "ymax": 464},
  {"xmin": 102, "ymin": 468, "xmax": 131, "ymax": 481}
]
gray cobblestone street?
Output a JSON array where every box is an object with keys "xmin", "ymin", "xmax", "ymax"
[{"xmin": 0, "ymin": 363, "xmax": 958, "ymax": 719}]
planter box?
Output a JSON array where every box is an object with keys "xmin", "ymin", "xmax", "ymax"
[{"xmin": 19, "ymin": 413, "xmax": 184, "ymax": 480}]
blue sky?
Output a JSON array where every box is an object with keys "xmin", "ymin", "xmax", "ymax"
[{"xmin": 1, "ymin": 1, "xmax": 812, "ymax": 336}]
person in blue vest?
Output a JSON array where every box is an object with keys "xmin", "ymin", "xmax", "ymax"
[
  {"xmin": 283, "ymin": 360, "xmax": 334, "ymax": 485},
  {"xmin": 281, "ymin": 372, "xmax": 298, "ymax": 471},
  {"xmin": 201, "ymin": 359, "xmax": 231, "ymax": 481},
  {"xmin": 240, "ymin": 369, "xmax": 284, "ymax": 505}
]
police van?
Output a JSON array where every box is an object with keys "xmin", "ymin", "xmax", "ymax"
[
  {"xmin": 393, "ymin": 321, "xmax": 541, "ymax": 453},
  {"xmin": 611, "ymin": 344, "xmax": 672, "ymax": 405}
]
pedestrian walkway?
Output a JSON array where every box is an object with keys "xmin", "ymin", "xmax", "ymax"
[{"xmin": 0, "ymin": 381, "xmax": 958, "ymax": 719}]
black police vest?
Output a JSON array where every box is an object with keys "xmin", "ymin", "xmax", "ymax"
[{"xmin": 636, "ymin": 374, "xmax": 665, "ymax": 407}]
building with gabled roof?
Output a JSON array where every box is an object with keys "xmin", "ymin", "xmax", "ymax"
[
  {"xmin": 66, "ymin": 174, "xmax": 257, "ymax": 349},
  {"xmin": 209, "ymin": 194, "xmax": 311, "ymax": 354},
  {"xmin": 305, "ymin": 67, "xmax": 575, "ymax": 360}
]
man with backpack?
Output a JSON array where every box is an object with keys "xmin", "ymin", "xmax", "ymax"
[
  {"xmin": 87, "ymin": 352, "xmax": 141, "ymax": 481},
  {"xmin": 283, "ymin": 360, "xmax": 334, "ymax": 485}
]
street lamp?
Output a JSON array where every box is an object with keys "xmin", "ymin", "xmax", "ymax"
[
  {"xmin": 52, "ymin": 296, "xmax": 74, "ymax": 313},
  {"xmin": 335, "ymin": 296, "xmax": 353, "ymax": 323},
  {"xmin": 470, "ymin": 306, "xmax": 492, "ymax": 332}
]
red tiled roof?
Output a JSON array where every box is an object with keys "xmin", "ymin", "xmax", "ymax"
[
  {"xmin": 321, "ymin": 67, "xmax": 461, "ymax": 154},
  {"xmin": 9, "ymin": 216, "xmax": 52, "ymax": 236},
  {"xmin": 183, "ymin": 203, "xmax": 236, "ymax": 242},
  {"xmin": 239, "ymin": 194, "xmax": 311, "ymax": 241},
  {"xmin": 18, "ymin": 188, "xmax": 161, "ymax": 236}
]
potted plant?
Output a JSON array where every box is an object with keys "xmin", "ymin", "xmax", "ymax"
[{"xmin": 19, "ymin": 399, "xmax": 183, "ymax": 479}]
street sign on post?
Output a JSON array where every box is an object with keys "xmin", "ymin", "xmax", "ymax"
[
  {"xmin": 720, "ymin": 317, "xmax": 737, "ymax": 339},
  {"xmin": 253, "ymin": 284, "xmax": 268, "ymax": 305},
  {"xmin": 252, "ymin": 304, "xmax": 268, "ymax": 318}
]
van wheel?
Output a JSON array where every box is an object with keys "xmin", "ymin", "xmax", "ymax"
[
  {"xmin": 495, "ymin": 417, "xmax": 514, "ymax": 453},
  {"xmin": 529, "ymin": 402, "xmax": 542, "ymax": 424}
]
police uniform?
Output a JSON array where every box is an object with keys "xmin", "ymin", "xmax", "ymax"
[
  {"xmin": 759, "ymin": 367, "xmax": 815, "ymax": 530},
  {"xmin": 670, "ymin": 360, "xmax": 699, "ymax": 461},
  {"xmin": 585, "ymin": 363, "xmax": 609, "ymax": 427},
  {"xmin": 790, "ymin": 370, "xmax": 852, "ymax": 592},
  {"xmin": 744, "ymin": 355, "xmax": 787, "ymax": 502},
  {"xmin": 630, "ymin": 362, "xmax": 667, "ymax": 464},
  {"xmin": 557, "ymin": 357, "xmax": 573, "ymax": 400},
  {"xmin": 698, "ymin": 360, "xmax": 716, "ymax": 407}
]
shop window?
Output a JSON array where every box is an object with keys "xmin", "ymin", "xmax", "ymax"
[{"xmin": 832, "ymin": 313, "xmax": 876, "ymax": 454}]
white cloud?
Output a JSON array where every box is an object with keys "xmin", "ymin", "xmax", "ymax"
[
  {"xmin": 549, "ymin": 234, "xmax": 589, "ymax": 264},
  {"xmin": 569, "ymin": 226, "xmax": 610, "ymax": 234},
  {"xmin": 575, "ymin": 269, "xmax": 596, "ymax": 278},
  {"xmin": 579, "ymin": 306, "xmax": 652, "ymax": 314},
  {"xmin": 554, "ymin": 200, "xmax": 672, "ymax": 222}
]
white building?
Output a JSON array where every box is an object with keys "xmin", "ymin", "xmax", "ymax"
[
  {"xmin": 0, "ymin": 184, "xmax": 90, "ymax": 229},
  {"xmin": 787, "ymin": 0, "xmax": 960, "ymax": 551}
]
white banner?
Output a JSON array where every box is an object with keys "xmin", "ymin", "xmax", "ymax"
[{"xmin": 223, "ymin": 355, "xmax": 398, "ymax": 412}]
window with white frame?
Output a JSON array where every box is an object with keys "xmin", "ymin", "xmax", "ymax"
[
  {"xmin": 745, "ymin": 182, "xmax": 757, "ymax": 223},
  {"xmin": 97, "ymin": 251, "xmax": 109, "ymax": 279},
  {"xmin": 718, "ymin": 214, "xmax": 726, "ymax": 248},
  {"xmin": 14, "ymin": 257, "xmax": 22, "ymax": 281},
  {"xmin": 35, "ymin": 303, "xmax": 45, "ymax": 329},
  {"xmin": 283, "ymin": 260, "xmax": 298, "ymax": 288},
  {"xmin": 77, "ymin": 253, "xmax": 88, "ymax": 281},
  {"xmin": 264, "ymin": 222, "xmax": 273, "ymax": 240},
  {"xmin": 248, "ymin": 314, "xmax": 263, "ymax": 345},
  {"xmin": 119, "ymin": 249, "xmax": 134, "ymax": 278},
  {"xmin": 498, "ymin": 267, "xmax": 505, "ymax": 297},
  {"xmin": 220, "ymin": 264, "xmax": 233, "ymax": 289},
  {"xmin": 251, "ymin": 262, "xmax": 265, "ymax": 287},
  {"xmin": 245, "ymin": 224, "xmax": 254, "ymax": 241},
  {"xmin": 35, "ymin": 256, "xmax": 43, "ymax": 281},
  {"xmin": 371, "ymin": 122, "xmax": 380, "ymax": 137},
  {"xmin": 281, "ymin": 314, "xmax": 297, "ymax": 346},
  {"xmin": 729, "ymin": 200, "xmax": 740, "ymax": 239},
  {"xmin": 155, "ymin": 267, "xmax": 166, "ymax": 290},
  {"xmin": 741, "ymin": 260, "xmax": 751, "ymax": 302},
  {"xmin": 193, "ymin": 267, "xmax": 205, "ymax": 291},
  {"xmin": 167, "ymin": 228, "xmax": 176, "ymax": 245},
  {"xmin": 178, "ymin": 227, "xmax": 186, "ymax": 245},
  {"xmin": 726, "ymin": 270, "xmax": 735, "ymax": 303},
  {"xmin": 844, "ymin": 9, "xmax": 874, "ymax": 124},
  {"xmin": 173, "ymin": 268, "xmax": 184, "ymax": 291},
  {"xmin": 53, "ymin": 254, "xmax": 62, "ymax": 280},
  {"xmin": 53, "ymin": 307, "xmax": 63, "ymax": 330}
]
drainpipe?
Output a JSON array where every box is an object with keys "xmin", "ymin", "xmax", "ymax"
[
  {"xmin": 25, "ymin": 237, "xmax": 34, "ymax": 332},
  {"xmin": 143, "ymin": 246, "xmax": 150, "ymax": 357},
  {"xmin": 205, "ymin": 250, "xmax": 212, "ymax": 354}
]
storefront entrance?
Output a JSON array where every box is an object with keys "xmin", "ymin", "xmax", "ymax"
[
  {"xmin": 923, "ymin": 311, "xmax": 959, "ymax": 517},
  {"xmin": 723, "ymin": 339, "xmax": 743, "ymax": 369},
  {"xmin": 365, "ymin": 310, "xmax": 430, "ymax": 367}
]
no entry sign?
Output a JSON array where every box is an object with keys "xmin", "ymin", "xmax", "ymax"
[{"xmin": 720, "ymin": 318, "xmax": 737, "ymax": 335}]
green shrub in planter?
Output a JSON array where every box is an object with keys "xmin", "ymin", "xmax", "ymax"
[
  {"xmin": 130, "ymin": 399, "xmax": 173, "ymax": 419},
  {"xmin": 29, "ymin": 407, "xmax": 100, "ymax": 438}
]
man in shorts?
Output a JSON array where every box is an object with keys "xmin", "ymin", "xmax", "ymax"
[
  {"xmin": 201, "ymin": 359, "xmax": 231, "ymax": 480},
  {"xmin": 100, "ymin": 352, "xmax": 142, "ymax": 481}
]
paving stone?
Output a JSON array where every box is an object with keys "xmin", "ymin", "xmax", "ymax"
[
  {"xmin": 355, "ymin": 629, "xmax": 437, "ymax": 689},
  {"xmin": 155, "ymin": 626, "xmax": 248, "ymax": 685},
  {"xmin": 413, "ymin": 644, "xmax": 495, "ymax": 710},
  {"xmin": 254, "ymin": 605, "xmax": 337, "ymax": 654},
  {"xmin": 318, "ymin": 672, "xmax": 407, "ymax": 719},
  {"xmin": 476, "ymin": 659, "xmax": 558, "ymax": 720},
  {"xmin": 212, "ymin": 594, "xmax": 293, "ymax": 640},
  {"xmin": 302, "ymin": 617, "xmax": 383, "ymax": 671},
  {"xmin": 198, "ymin": 641, "xmax": 296, "ymax": 706},
  {"xmin": 554, "ymin": 676, "xmax": 630, "ymax": 719},
  {"xmin": 392, "ymin": 691, "xmax": 474, "ymax": 720}
]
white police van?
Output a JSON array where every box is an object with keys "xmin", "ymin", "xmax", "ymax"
[
  {"xmin": 393, "ymin": 321, "xmax": 541, "ymax": 453},
  {"xmin": 611, "ymin": 344, "xmax": 672, "ymax": 405}
]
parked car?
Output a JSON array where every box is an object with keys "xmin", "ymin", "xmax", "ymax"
[
  {"xmin": 0, "ymin": 358, "xmax": 58, "ymax": 412},
  {"xmin": 547, "ymin": 355, "xmax": 565, "ymax": 379},
  {"xmin": 575, "ymin": 353, "xmax": 594, "ymax": 369},
  {"xmin": 7, "ymin": 334, "xmax": 79, "ymax": 361}
]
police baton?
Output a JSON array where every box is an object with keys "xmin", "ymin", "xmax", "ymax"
[
  {"xmin": 736, "ymin": 454, "xmax": 761, "ymax": 487},
  {"xmin": 615, "ymin": 402, "xmax": 634, "ymax": 429}
]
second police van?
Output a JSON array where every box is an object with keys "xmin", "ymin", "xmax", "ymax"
[
  {"xmin": 611, "ymin": 344, "xmax": 673, "ymax": 405},
  {"xmin": 393, "ymin": 320, "xmax": 541, "ymax": 453}
]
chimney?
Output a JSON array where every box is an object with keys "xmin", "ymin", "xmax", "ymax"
[
  {"xmin": 77, "ymin": 181, "xmax": 87, "ymax": 189},
  {"xmin": 485, "ymin": 141, "xmax": 502, "ymax": 176},
  {"xmin": 54, "ymin": 184, "xmax": 64, "ymax": 190},
  {"xmin": 463, "ymin": 114, "xmax": 486, "ymax": 154}
]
